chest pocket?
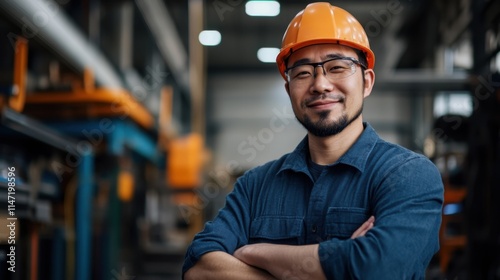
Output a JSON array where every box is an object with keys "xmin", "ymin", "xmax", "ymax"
[
  {"xmin": 249, "ymin": 216, "xmax": 303, "ymax": 245},
  {"xmin": 325, "ymin": 207, "xmax": 369, "ymax": 240}
]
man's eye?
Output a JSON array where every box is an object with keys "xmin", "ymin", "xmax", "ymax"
[
  {"xmin": 327, "ymin": 65, "xmax": 347, "ymax": 73},
  {"xmin": 292, "ymin": 69, "xmax": 312, "ymax": 79},
  {"xmin": 296, "ymin": 71, "xmax": 312, "ymax": 77}
]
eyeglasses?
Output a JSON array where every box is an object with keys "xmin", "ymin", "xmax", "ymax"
[{"xmin": 285, "ymin": 57, "xmax": 366, "ymax": 84}]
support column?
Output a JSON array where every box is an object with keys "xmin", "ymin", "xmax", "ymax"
[
  {"xmin": 189, "ymin": 0, "xmax": 206, "ymax": 137},
  {"xmin": 76, "ymin": 153, "xmax": 94, "ymax": 280}
]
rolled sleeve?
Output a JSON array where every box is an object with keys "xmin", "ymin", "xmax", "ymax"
[
  {"xmin": 318, "ymin": 156, "xmax": 444, "ymax": 279},
  {"xmin": 181, "ymin": 175, "xmax": 252, "ymax": 275}
]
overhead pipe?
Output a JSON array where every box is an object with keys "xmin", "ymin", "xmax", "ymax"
[
  {"xmin": 135, "ymin": 0, "xmax": 190, "ymax": 93},
  {"xmin": 0, "ymin": 0, "xmax": 124, "ymax": 88},
  {"xmin": 375, "ymin": 71, "xmax": 470, "ymax": 92}
]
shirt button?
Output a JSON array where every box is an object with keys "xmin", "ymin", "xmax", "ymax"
[{"xmin": 312, "ymin": 225, "xmax": 317, "ymax": 233}]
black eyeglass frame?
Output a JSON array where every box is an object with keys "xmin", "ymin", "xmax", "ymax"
[{"xmin": 284, "ymin": 57, "xmax": 367, "ymax": 82}]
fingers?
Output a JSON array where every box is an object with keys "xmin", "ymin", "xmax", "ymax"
[
  {"xmin": 350, "ymin": 216, "xmax": 375, "ymax": 239},
  {"xmin": 357, "ymin": 219, "xmax": 374, "ymax": 236}
]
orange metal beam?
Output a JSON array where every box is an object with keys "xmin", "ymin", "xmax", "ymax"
[
  {"xmin": 25, "ymin": 87, "xmax": 155, "ymax": 129},
  {"xmin": 30, "ymin": 223, "xmax": 39, "ymax": 280},
  {"xmin": 9, "ymin": 38, "xmax": 154, "ymax": 130},
  {"xmin": 10, "ymin": 37, "xmax": 28, "ymax": 112}
]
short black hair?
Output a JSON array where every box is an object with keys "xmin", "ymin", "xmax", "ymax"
[
  {"xmin": 354, "ymin": 48, "xmax": 368, "ymax": 69},
  {"xmin": 354, "ymin": 48, "xmax": 367, "ymax": 88}
]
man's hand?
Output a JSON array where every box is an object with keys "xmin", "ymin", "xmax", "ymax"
[{"xmin": 351, "ymin": 215, "xmax": 375, "ymax": 239}]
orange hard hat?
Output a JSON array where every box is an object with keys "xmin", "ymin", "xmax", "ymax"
[{"xmin": 276, "ymin": 2, "xmax": 375, "ymax": 80}]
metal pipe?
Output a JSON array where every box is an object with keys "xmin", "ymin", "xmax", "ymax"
[
  {"xmin": 1, "ymin": 107, "xmax": 80, "ymax": 152},
  {"xmin": 135, "ymin": 0, "xmax": 190, "ymax": 92},
  {"xmin": 189, "ymin": 0, "xmax": 206, "ymax": 137},
  {"xmin": 0, "ymin": 0, "xmax": 124, "ymax": 88},
  {"xmin": 76, "ymin": 153, "xmax": 94, "ymax": 280}
]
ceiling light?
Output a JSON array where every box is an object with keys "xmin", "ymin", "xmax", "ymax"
[
  {"xmin": 257, "ymin": 47, "xmax": 280, "ymax": 63},
  {"xmin": 245, "ymin": 1, "xmax": 280, "ymax": 17},
  {"xmin": 199, "ymin": 30, "xmax": 221, "ymax": 46}
]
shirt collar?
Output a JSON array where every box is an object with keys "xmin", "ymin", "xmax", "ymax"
[
  {"xmin": 336, "ymin": 122, "xmax": 378, "ymax": 172},
  {"xmin": 278, "ymin": 136, "xmax": 310, "ymax": 175},
  {"xmin": 279, "ymin": 122, "xmax": 378, "ymax": 174}
]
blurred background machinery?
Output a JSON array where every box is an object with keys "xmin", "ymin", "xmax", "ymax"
[{"xmin": 0, "ymin": 0, "xmax": 499, "ymax": 279}]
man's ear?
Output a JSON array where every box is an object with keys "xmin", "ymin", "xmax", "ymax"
[
  {"xmin": 363, "ymin": 69, "xmax": 375, "ymax": 98},
  {"xmin": 285, "ymin": 82, "xmax": 290, "ymax": 96}
]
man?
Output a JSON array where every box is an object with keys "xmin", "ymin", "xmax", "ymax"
[{"xmin": 183, "ymin": 2, "xmax": 443, "ymax": 279}]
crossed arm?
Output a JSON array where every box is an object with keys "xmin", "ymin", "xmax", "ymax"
[{"xmin": 184, "ymin": 216, "xmax": 375, "ymax": 280}]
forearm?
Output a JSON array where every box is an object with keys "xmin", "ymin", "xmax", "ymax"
[
  {"xmin": 231, "ymin": 217, "xmax": 374, "ymax": 279},
  {"xmin": 234, "ymin": 244, "xmax": 326, "ymax": 280},
  {"xmin": 184, "ymin": 251, "xmax": 277, "ymax": 280}
]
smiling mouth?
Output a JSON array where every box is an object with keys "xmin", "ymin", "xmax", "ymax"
[{"xmin": 307, "ymin": 99, "xmax": 343, "ymax": 109}]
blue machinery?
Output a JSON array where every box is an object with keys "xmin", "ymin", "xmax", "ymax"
[{"xmin": 1, "ymin": 108, "xmax": 159, "ymax": 280}]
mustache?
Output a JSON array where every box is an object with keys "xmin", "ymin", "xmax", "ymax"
[{"xmin": 304, "ymin": 94, "xmax": 345, "ymax": 105}]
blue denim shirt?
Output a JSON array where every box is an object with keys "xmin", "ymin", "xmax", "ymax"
[{"xmin": 183, "ymin": 123, "xmax": 444, "ymax": 279}]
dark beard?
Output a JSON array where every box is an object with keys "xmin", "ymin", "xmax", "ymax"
[{"xmin": 297, "ymin": 104, "xmax": 363, "ymax": 137}]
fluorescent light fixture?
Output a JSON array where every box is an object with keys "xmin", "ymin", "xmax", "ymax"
[
  {"xmin": 246, "ymin": 1, "xmax": 280, "ymax": 17},
  {"xmin": 257, "ymin": 47, "xmax": 280, "ymax": 63},
  {"xmin": 199, "ymin": 30, "xmax": 221, "ymax": 46}
]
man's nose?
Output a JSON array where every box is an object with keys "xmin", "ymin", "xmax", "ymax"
[{"xmin": 311, "ymin": 66, "xmax": 333, "ymax": 94}]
